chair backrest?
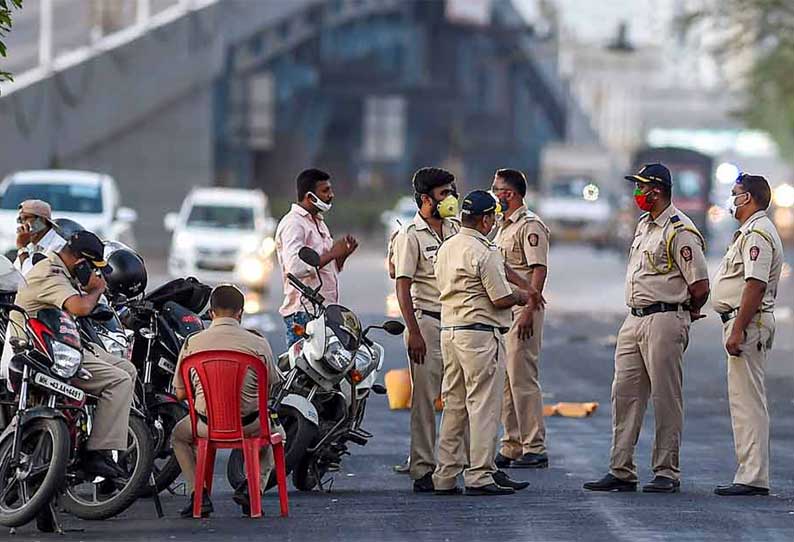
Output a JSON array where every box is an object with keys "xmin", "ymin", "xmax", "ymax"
[{"xmin": 180, "ymin": 350, "xmax": 270, "ymax": 442}]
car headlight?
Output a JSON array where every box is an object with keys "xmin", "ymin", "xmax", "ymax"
[
  {"xmin": 260, "ymin": 236, "xmax": 276, "ymax": 257},
  {"xmin": 51, "ymin": 341, "xmax": 83, "ymax": 379},
  {"xmin": 323, "ymin": 341, "xmax": 353, "ymax": 373},
  {"xmin": 237, "ymin": 255, "xmax": 270, "ymax": 286}
]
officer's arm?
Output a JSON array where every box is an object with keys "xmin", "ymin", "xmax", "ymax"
[
  {"xmin": 392, "ymin": 231, "xmax": 421, "ymax": 337},
  {"xmin": 492, "ymin": 290, "xmax": 526, "ymax": 310},
  {"xmin": 732, "ymin": 279, "xmax": 766, "ymax": 337},
  {"xmin": 671, "ymin": 230, "xmax": 710, "ymax": 314},
  {"xmin": 687, "ymin": 280, "xmax": 709, "ymax": 313},
  {"xmin": 62, "ymin": 289, "xmax": 104, "ymax": 317},
  {"xmin": 504, "ymin": 264, "xmax": 529, "ymax": 291}
]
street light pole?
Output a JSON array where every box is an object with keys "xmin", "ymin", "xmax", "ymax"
[
  {"xmin": 39, "ymin": 0, "xmax": 53, "ymax": 71},
  {"xmin": 137, "ymin": 0, "xmax": 151, "ymax": 28}
]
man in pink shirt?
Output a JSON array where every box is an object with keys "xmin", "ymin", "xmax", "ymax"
[{"xmin": 276, "ymin": 168, "xmax": 358, "ymax": 346}]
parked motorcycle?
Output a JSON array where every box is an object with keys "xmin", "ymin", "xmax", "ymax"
[
  {"xmin": 0, "ymin": 304, "xmax": 154, "ymax": 530},
  {"xmin": 226, "ymin": 247, "xmax": 404, "ymax": 492}
]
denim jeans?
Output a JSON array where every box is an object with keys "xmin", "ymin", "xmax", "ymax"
[{"xmin": 284, "ymin": 312, "xmax": 312, "ymax": 347}]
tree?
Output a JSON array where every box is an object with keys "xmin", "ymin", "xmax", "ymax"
[
  {"xmin": 0, "ymin": 0, "xmax": 23, "ymax": 86},
  {"xmin": 682, "ymin": 0, "xmax": 794, "ymax": 156}
]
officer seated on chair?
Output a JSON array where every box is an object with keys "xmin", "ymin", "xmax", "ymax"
[{"xmin": 172, "ymin": 284, "xmax": 284, "ymax": 518}]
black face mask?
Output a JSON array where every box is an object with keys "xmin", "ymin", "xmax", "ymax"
[{"xmin": 73, "ymin": 260, "xmax": 94, "ymax": 287}]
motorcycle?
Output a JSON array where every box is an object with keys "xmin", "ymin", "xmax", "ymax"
[
  {"xmin": 226, "ymin": 247, "xmax": 404, "ymax": 492},
  {"xmin": 0, "ymin": 304, "xmax": 154, "ymax": 530}
]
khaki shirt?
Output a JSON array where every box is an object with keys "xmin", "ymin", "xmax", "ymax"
[
  {"xmin": 13, "ymin": 252, "xmax": 80, "ymax": 319},
  {"xmin": 495, "ymin": 205, "xmax": 550, "ymax": 287},
  {"xmin": 435, "ymin": 227, "xmax": 513, "ymax": 328},
  {"xmin": 391, "ymin": 213, "xmax": 459, "ymax": 312},
  {"xmin": 712, "ymin": 211, "xmax": 783, "ymax": 314},
  {"xmin": 173, "ymin": 317, "xmax": 278, "ymax": 416},
  {"xmin": 625, "ymin": 205, "xmax": 709, "ymax": 309}
]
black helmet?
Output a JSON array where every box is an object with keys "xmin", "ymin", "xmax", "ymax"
[
  {"xmin": 53, "ymin": 218, "xmax": 85, "ymax": 239},
  {"xmin": 104, "ymin": 242, "xmax": 147, "ymax": 299}
]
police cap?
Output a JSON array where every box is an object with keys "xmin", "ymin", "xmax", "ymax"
[{"xmin": 461, "ymin": 190, "xmax": 500, "ymax": 216}]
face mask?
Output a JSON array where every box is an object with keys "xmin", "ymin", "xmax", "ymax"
[
  {"xmin": 633, "ymin": 188, "xmax": 655, "ymax": 212},
  {"xmin": 725, "ymin": 193, "xmax": 750, "ymax": 217},
  {"xmin": 73, "ymin": 260, "xmax": 94, "ymax": 287},
  {"xmin": 434, "ymin": 195, "xmax": 459, "ymax": 219},
  {"xmin": 308, "ymin": 192, "xmax": 332, "ymax": 213}
]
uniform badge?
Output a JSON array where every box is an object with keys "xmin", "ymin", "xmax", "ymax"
[
  {"xmin": 528, "ymin": 233, "xmax": 539, "ymax": 247},
  {"xmin": 680, "ymin": 246, "xmax": 692, "ymax": 262},
  {"xmin": 750, "ymin": 246, "xmax": 760, "ymax": 261}
]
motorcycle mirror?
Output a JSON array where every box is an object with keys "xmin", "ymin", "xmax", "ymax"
[
  {"xmin": 298, "ymin": 247, "xmax": 321, "ymax": 268},
  {"xmin": 382, "ymin": 320, "xmax": 405, "ymax": 336}
]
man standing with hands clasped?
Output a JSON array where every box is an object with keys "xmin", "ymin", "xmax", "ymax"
[
  {"xmin": 491, "ymin": 169, "xmax": 551, "ymax": 470},
  {"xmin": 584, "ymin": 163, "xmax": 709, "ymax": 494},
  {"xmin": 712, "ymin": 173, "xmax": 783, "ymax": 497}
]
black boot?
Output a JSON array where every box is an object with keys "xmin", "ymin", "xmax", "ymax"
[
  {"xmin": 413, "ymin": 472, "xmax": 435, "ymax": 493},
  {"xmin": 642, "ymin": 476, "xmax": 680, "ymax": 493},
  {"xmin": 512, "ymin": 452, "xmax": 549, "ymax": 469},
  {"xmin": 493, "ymin": 470, "xmax": 530, "ymax": 491},
  {"xmin": 714, "ymin": 483, "xmax": 769, "ymax": 496},
  {"xmin": 494, "ymin": 453, "xmax": 514, "ymax": 469},
  {"xmin": 465, "ymin": 483, "xmax": 515, "ymax": 496},
  {"xmin": 583, "ymin": 473, "xmax": 637, "ymax": 492},
  {"xmin": 179, "ymin": 490, "xmax": 213, "ymax": 518}
]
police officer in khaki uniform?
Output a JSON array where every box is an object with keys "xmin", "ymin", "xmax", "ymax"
[
  {"xmin": 172, "ymin": 284, "xmax": 283, "ymax": 517},
  {"xmin": 584, "ymin": 163, "xmax": 710, "ymax": 493},
  {"xmin": 392, "ymin": 167, "xmax": 460, "ymax": 492},
  {"xmin": 712, "ymin": 174, "xmax": 783, "ymax": 497},
  {"xmin": 491, "ymin": 169, "xmax": 551, "ymax": 469},
  {"xmin": 12, "ymin": 231, "xmax": 136, "ymax": 478},
  {"xmin": 433, "ymin": 190, "xmax": 532, "ymax": 496}
]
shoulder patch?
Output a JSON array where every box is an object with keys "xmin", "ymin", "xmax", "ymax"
[
  {"xmin": 749, "ymin": 246, "xmax": 760, "ymax": 261},
  {"xmin": 680, "ymin": 246, "xmax": 692, "ymax": 262},
  {"xmin": 528, "ymin": 233, "xmax": 539, "ymax": 247}
]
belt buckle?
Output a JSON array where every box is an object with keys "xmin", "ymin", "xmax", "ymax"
[{"xmin": 635, "ymin": 308, "xmax": 645, "ymax": 317}]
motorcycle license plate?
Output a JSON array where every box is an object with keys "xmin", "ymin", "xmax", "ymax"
[
  {"xmin": 33, "ymin": 373, "xmax": 85, "ymax": 402},
  {"xmin": 158, "ymin": 358, "xmax": 176, "ymax": 374}
]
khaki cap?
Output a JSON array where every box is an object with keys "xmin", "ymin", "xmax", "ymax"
[{"xmin": 18, "ymin": 200, "xmax": 53, "ymax": 221}]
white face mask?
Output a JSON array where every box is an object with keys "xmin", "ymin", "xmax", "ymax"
[
  {"xmin": 725, "ymin": 192, "xmax": 750, "ymax": 217},
  {"xmin": 308, "ymin": 191, "xmax": 332, "ymax": 213}
]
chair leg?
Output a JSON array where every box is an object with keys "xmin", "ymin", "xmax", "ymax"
[
  {"xmin": 194, "ymin": 440, "xmax": 209, "ymax": 518},
  {"xmin": 273, "ymin": 442, "xmax": 289, "ymax": 517},
  {"xmin": 242, "ymin": 441, "xmax": 262, "ymax": 518},
  {"xmin": 205, "ymin": 446, "xmax": 217, "ymax": 495}
]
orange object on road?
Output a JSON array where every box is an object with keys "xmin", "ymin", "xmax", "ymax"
[
  {"xmin": 385, "ymin": 368, "xmax": 412, "ymax": 410},
  {"xmin": 550, "ymin": 402, "xmax": 599, "ymax": 418}
]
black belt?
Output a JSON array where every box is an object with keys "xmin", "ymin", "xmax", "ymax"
[
  {"xmin": 719, "ymin": 309, "xmax": 773, "ymax": 324},
  {"xmin": 630, "ymin": 303, "xmax": 685, "ymax": 318},
  {"xmin": 443, "ymin": 323, "xmax": 509, "ymax": 335},
  {"xmin": 197, "ymin": 411, "xmax": 259, "ymax": 426},
  {"xmin": 417, "ymin": 309, "xmax": 441, "ymax": 321}
]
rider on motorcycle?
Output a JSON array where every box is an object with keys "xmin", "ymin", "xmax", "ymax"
[
  {"xmin": 171, "ymin": 284, "xmax": 284, "ymax": 518},
  {"xmin": 13, "ymin": 200, "xmax": 65, "ymax": 275},
  {"xmin": 10, "ymin": 230, "xmax": 136, "ymax": 478}
]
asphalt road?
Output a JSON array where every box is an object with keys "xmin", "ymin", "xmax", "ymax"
[{"xmin": 8, "ymin": 244, "xmax": 794, "ymax": 541}]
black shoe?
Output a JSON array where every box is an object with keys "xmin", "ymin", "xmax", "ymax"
[
  {"xmin": 493, "ymin": 470, "xmax": 530, "ymax": 491},
  {"xmin": 393, "ymin": 457, "xmax": 411, "ymax": 474},
  {"xmin": 494, "ymin": 453, "xmax": 514, "ymax": 469},
  {"xmin": 82, "ymin": 451, "xmax": 128, "ymax": 480},
  {"xmin": 233, "ymin": 484, "xmax": 256, "ymax": 516},
  {"xmin": 465, "ymin": 483, "xmax": 515, "ymax": 496},
  {"xmin": 179, "ymin": 491, "xmax": 213, "ymax": 518},
  {"xmin": 413, "ymin": 473, "xmax": 435, "ymax": 493},
  {"xmin": 434, "ymin": 486, "xmax": 463, "ymax": 496},
  {"xmin": 642, "ymin": 476, "xmax": 680, "ymax": 493},
  {"xmin": 511, "ymin": 452, "xmax": 549, "ymax": 469},
  {"xmin": 714, "ymin": 483, "xmax": 769, "ymax": 496},
  {"xmin": 583, "ymin": 473, "xmax": 637, "ymax": 492}
]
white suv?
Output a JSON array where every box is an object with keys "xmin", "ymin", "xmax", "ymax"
[
  {"xmin": 165, "ymin": 187, "xmax": 277, "ymax": 306},
  {"xmin": 0, "ymin": 170, "xmax": 138, "ymax": 258}
]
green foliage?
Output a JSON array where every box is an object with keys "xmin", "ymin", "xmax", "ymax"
[
  {"xmin": 681, "ymin": 0, "xmax": 794, "ymax": 157},
  {"xmin": 0, "ymin": 0, "xmax": 24, "ymax": 85}
]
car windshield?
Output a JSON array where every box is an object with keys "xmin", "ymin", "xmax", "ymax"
[
  {"xmin": 1, "ymin": 182, "xmax": 103, "ymax": 213},
  {"xmin": 186, "ymin": 205, "xmax": 255, "ymax": 230}
]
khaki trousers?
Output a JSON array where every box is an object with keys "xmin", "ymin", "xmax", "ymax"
[
  {"xmin": 500, "ymin": 308, "xmax": 545, "ymax": 458},
  {"xmin": 609, "ymin": 312, "xmax": 690, "ymax": 482},
  {"xmin": 433, "ymin": 328, "xmax": 505, "ymax": 490},
  {"xmin": 78, "ymin": 350, "xmax": 136, "ymax": 451},
  {"xmin": 172, "ymin": 415, "xmax": 286, "ymax": 493},
  {"xmin": 406, "ymin": 312, "xmax": 444, "ymax": 480},
  {"xmin": 724, "ymin": 314, "xmax": 774, "ymax": 489}
]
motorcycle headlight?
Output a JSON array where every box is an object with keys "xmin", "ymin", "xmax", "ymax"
[
  {"xmin": 51, "ymin": 341, "xmax": 83, "ymax": 379},
  {"xmin": 100, "ymin": 332, "xmax": 129, "ymax": 359},
  {"xmin": 323, "ymin": 341, "xmax": 352, "ymax": 373},
  {"xmin": 353, "ymin": 348, "xmax": 376, "ymax": 380}
]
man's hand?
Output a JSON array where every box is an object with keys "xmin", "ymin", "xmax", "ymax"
[
  {"xmin": 515, "ymin": 308, "xmax": 534, "ymax": 341},
  {"xmin": 526, "ymin": 285, "xmax": 545, "ymax": 311},
  {"xmin": 86, "ymin": 272, "xmax": 107, "ymax": 294},
  {"xmin": 16, "ymin": 223, "xmax": 32, "ymax": 249},
  {"xmin": 342, "ymin": 234, "xmax": 359, "ymax": 257},
  {"xmin": 407, "ymin": 329, "xmax": 427, "ymax": 365},
  {"xmin": 725, "ymin": 329, "xmax": 743, "ymax": 357}
]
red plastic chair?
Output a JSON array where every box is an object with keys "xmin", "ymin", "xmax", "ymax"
[{"xmin": 180, "ymin": 350, "xmax": 288, "ymax": 519}]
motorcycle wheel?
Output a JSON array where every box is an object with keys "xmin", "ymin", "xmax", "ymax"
[
  {"xmin": 59, "ymin": 415, "xmax": 154, "ymax": 520},
  {"xmin": 226, "ymin": 405, "xmax": 318, "ymax": 491},
  {"xmin": 0, "ymin": 418, "xmax": 69, "ymax": 528},
  {"xmin": 292, "ymin": 453, "xmax": 327, "ymax": 492},
  {"xmin": 140, "ymin": 401, "xmax": 187, "ymax": 496}
]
